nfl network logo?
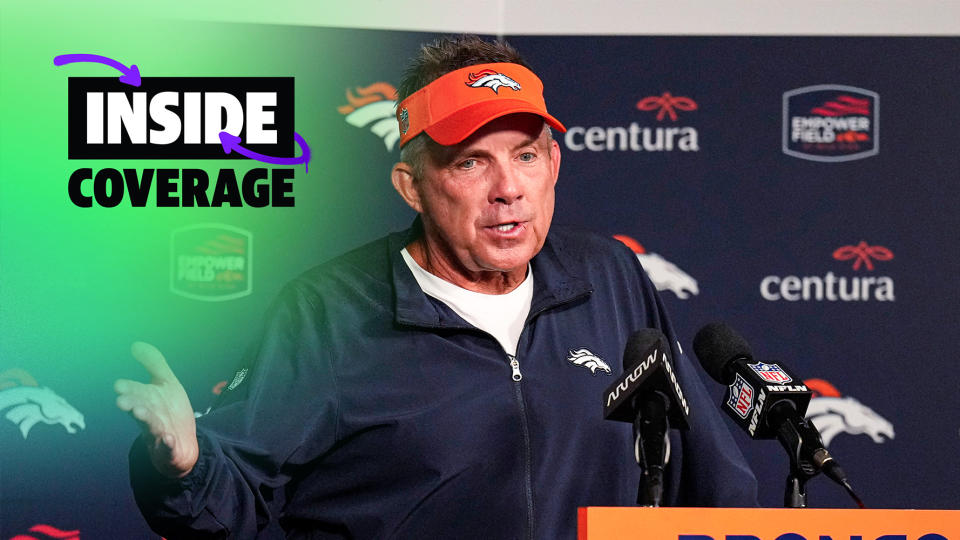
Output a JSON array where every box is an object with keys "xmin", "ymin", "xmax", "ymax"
[
  {"xmin": 726, "ymin": 373, "xmax": 754, "ymax": 419},
  {"xmin": 748, "ymin": 362, "xmax": 793, "ymax": 384}
]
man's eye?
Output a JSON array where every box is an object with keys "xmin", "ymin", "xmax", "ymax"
[
  {"xmin": 459, "ymin": 159, "xmax": 477, "ymax": 169},
  {"xmin": 519, "ymin": 152, "xmax": 536, "ymax": 162}
]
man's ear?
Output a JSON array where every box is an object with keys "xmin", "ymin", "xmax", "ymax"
[
  {"xmin": 549, "ymin": 139, "xmax": 561, "ymax": 186},
  {"xmin": 391, "ymin": 162, "xmax": 422, "ymax": 213}
]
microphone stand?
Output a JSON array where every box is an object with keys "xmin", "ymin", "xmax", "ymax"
[
  {"xmin": 634, "ymin": 393, "xmax": 669, "ymax": 507},
  {"xmin": 770, "ymin": 401, "xmax": 820, "ymax": 508}
]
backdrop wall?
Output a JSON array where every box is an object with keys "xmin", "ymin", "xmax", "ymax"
[{"xmin": 1, "ymin": 3, "xmax": 957, "ymax": 538}]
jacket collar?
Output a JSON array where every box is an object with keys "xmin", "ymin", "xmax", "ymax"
[{"xmin": 391, "ymin": 217, "xmax": 593, "ymax": 329}]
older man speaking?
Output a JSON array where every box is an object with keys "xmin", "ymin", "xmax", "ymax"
[{"xmin": 116, "ymin": 36, "xmax": 756, "ymax": 539}]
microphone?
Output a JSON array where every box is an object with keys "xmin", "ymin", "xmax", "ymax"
[
  {"xmin": 604, "ymin": 329, "xmax": 689, "ymax": 506},
  {"xmin": 692, "ymin": 322, "xmax": 861, "ymax": 507}
]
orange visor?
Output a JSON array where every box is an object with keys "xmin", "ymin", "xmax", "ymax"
[{"xmin": 396, "ymin": 62, "xmax": 566, "ymax": 148}]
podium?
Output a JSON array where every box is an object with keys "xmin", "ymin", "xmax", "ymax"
[{"xmin": 577, "ymin": 507, "xmax": 960, "ymax": 539}]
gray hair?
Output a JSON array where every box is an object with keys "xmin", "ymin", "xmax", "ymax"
[{"xmin": 397, "ymin": 35, "xmax": 532, "ymax": 180}]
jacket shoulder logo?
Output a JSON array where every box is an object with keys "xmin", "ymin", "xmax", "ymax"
[
  {"xmin": 227, "ymin": 367, "xmax": 249, "ymax": 391},
  {"xmin": 567, "ymin": 348, "xmax": 612, "ymax": 375},
  {"xmin": 465, "ymin": 69, "xmax": 521, "ymax": 94}
]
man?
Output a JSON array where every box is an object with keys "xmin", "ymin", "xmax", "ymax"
[{"xmin": 115, "ymin": 36, "xmax": 756, "ymax": 539}]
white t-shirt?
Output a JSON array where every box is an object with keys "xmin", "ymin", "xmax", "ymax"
[{"xmin": 401, "ymin": 248, "xmax": 533, "ymax": 357}]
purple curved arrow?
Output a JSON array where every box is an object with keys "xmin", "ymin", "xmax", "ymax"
[
  {"xmin": 54, "ymin": 54, "xmax": 141, "ymax": 86},
  {"xmin": 219, "ymin": 132, "xmax": 312, "ymax": 172}
]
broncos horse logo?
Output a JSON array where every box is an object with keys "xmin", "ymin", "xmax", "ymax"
[
  {"xmin": 567, "ymin": 348, "xmax": 612, "ymax": 375},
  {"xmin": 804, "ymin": 378, "xmax": 894, "ymax": 447},
  {"xmin": 465, "ymin": 69, "xmax": 522, "ymax": 94},
  {"xmin": 0, "ymin": 368, "xmax": 85, "ymax": 439},
  {"xmin": 338, "ymin": 82, "xmax": 400, "ymax": 151},
  {"xmin": 614, "ymin": 235, "xmax": 700, "ymax": 299}
]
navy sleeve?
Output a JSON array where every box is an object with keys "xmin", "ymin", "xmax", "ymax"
[
  {"xmin": 626, "ymin": 244, "xmax": 760, "ymax": 507},
  {"xmin": 129, "ymin": 279, "xmax": 340, "ymax": 538}
]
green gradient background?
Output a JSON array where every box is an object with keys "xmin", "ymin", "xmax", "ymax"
[
  {"xmin": 1, "ymin": 3, "xmax": 432, "ymax": 534},
  {"xmin": 0, "ymin": 4, "xmax": 414, "ymax": 411}
]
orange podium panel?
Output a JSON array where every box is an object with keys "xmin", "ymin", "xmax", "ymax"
[{"xmin": 578, "ymin": 507, "xmax": 960, "ymax": 540}]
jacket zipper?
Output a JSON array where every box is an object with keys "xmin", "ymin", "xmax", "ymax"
[
  {"xmin": 509, "ymin": 290, "xmax": 591, "ymax": 540},
  {"xmin": 509, "ymin": 357, "xmax": 523, "ymax": 381},
  {"xmin": 408, "ymin": 289, "xmax": 591, "ymax": 539},
  {"xmin": 508, "ymin": 354, "xmax": 535, "ymax": 540}
]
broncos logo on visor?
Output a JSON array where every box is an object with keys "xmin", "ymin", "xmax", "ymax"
[{"xmin": 465, "ymin": 69, "xmax": 522, "ymax": 94}]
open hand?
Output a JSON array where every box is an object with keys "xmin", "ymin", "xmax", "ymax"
[{"xmin": 115, "ymin": 342, "xmax": 199, "ymax": 479}]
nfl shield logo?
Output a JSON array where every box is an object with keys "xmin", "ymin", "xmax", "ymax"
[
  {"xmin": 748, "ymin": 362, "xmax": 793, "ymax": 384},
  {"xmin": 726, "ymin": 373, "xmax": 754, "ymax": 419}
]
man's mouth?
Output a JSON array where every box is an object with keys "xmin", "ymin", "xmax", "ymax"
[{"xmin": 493, "ymin": 222, "xmax": 521, "ymax": 232}]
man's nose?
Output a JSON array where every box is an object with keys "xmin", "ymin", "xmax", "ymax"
[{"xmin": 488, "ymin": 164, "xmax": 523, "ymax": 204}]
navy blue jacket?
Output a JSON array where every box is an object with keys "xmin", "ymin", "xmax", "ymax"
[{"xmin": 130, "ymin": 221, "xmax": 757, "ymax": 539}]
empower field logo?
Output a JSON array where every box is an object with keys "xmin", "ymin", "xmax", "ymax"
[
  {"xmin": 171, "ymin": 223, "xmax": 252, "ymax": 301},
  {"xmin": 783, "ymin": 85, "xmax": 878, "ymax": 162}
]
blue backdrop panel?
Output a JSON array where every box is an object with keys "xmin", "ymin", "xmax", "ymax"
[
  {"xmin": 511, "ymin": 35, "xmax": 960, "ymax": 510},
  {"xmin": 2, "ymin": 28, "xmax": 958, "ymax": 539}
]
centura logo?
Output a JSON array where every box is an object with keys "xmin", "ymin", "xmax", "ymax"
[
  {"xmin": 614, "ymin": 235, "xmax": 699, "ymax": 299},
  {"xmin": 748, "ymin": 362, "xmax": 793, "ymax": 384},
  {"xmin": 465, "ymin": 69, "xmax": 521, "ymax": 94},
  {"xmin": 760, "ymin": 241, "xmax": 894, "ymax": 302},
  {"xmin": 783, "ymin": 84, "xmax": 878, "ymax": 162},
  {"xmin": 805, "ymin": 378, "xmax": 894, "ymax": 447},
  {"xmin": 8, "ymin": 523, "xmax": 80, "ymax": 540},
  {"xmin": 567, "ymin": 348, "xmax": 612, "ymax": 375},
  {"xmin": 0, "ymin": 369, "xmax": 85, "ymax": 439},
  {"xmin": 564, "ymin": 92, "xmax": 699, "ymax": 153},
  {"xmin": 726, "ymin": 373, "xmax": 754, "ymax": 419},
  {"xmin": 337, "ymin": 82, "xmax": 400, "ymax": 151},
  {"xmin": 636, "ymin": 92, "xmax": 698, "ymax": 121},
  {"xmin": 171, "ymin": 223, "xmax": 252, "ymax": 301},
  {"xmin": 833, "ymin": 241, "xmax": 893, "ymax": 270}
]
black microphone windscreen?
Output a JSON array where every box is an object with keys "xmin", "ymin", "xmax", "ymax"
[
  {"xmin": 622, "ymin": 328, "xmax": 666, "ymax": 370},
  {"xmin": 692, "ymin": 322, "xmax": 753, "ymax": 384}
]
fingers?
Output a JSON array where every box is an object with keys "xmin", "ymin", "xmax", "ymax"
[
  {"xmin": 115, "ymin": 343, "xmax": 200, "ymax": 478},
  {"xmin": 115, "ymin": 380, "xmax": 181, "ymax": 459},
  {"xmin": 114, "ymin": 378, "xmax": 152, "ymax": 411},
  {"xmin": 130, "ymin": 341, "xmax": 177, "ymax": 384},
  {"xmin": 114, "ymin": 378, "xmax": 167, "ymax": 433}
]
